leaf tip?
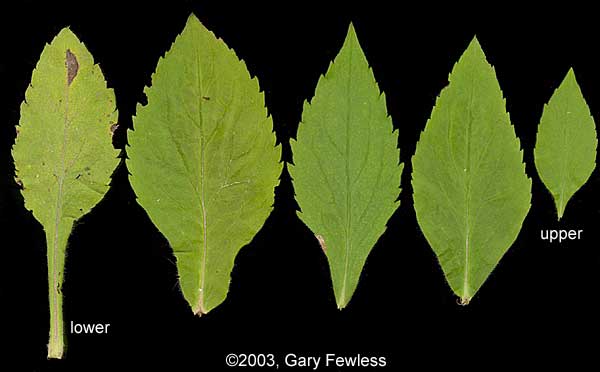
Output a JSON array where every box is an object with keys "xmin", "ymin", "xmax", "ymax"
[
  {"xmin": 185, "ymin": 13, "xmax": 214, "ymax": 39},
  {"xmin": 347, "ymin": 21, "xmax": 357, "ymax": 36},
  {"xmin": 562, "ymin": 66, "xmax": 581, "ymax": 92},
  {"xmin": 186, "ymin": 12, "xmax": 202, "ymax": 27},
  {"xmin": 56, "ymin": 26, "xmax": 75, "ymax": 37},
  {"xmin": 54, "ymin": 26, "xmax": 82, "ymax": 46},
  {"xmin": 344, "ymin": 21, "xmax": 360, "ymax": 50},
  {"xmin": 465, "ymin": 35, "xmax": 486, "ymax": 60}
]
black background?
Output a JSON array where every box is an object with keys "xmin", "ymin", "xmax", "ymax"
[{"xmin": 1, "ymin": 1, "xmax": 600, "ymax": 371}]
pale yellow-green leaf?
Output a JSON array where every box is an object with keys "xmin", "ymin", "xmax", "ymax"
[{"xmin": 13, "ymin": 28, "xmax": 118, "ymax": 358}]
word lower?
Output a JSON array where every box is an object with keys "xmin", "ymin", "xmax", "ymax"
[
  {"xmin": 540, "ymin": 229, "xmax": 583, "ymax": 243},
  {"xmin": 70, "ymin": 321, "xmax": 110, "ymax": 334}
]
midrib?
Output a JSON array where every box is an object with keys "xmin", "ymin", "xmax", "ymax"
[
  {"xmin": 340, "ymin": 41, "xmax": 354, "ymax": 307},
  {"xmin": 50, "ymin": 74, "xmax": 71, "ymax": 349},
  {"xmin": 558, "ymin": 105, "xmax": 570, "ymax": 217},
  {"xmin": 462, "ymin": 81, "xmax": 475, "ymax": 303},
  {"xmin": 195, "ymin": 47, "xmax": 208, "ymax": 315}
]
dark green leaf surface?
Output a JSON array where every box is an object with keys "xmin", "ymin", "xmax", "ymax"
[
  {"xmin": 291, "ymin": 24, "xmax": 402, "ymax": 309},
  {"xmin": 13, "ymin": 29, "xmax": 118, "ymax": 358},
  {"xmin": 128, "ymin": 15, "xmax": 280, "ymax": 315},
  {"xmin": 534, "ymin": 68, "xmax": 597, "ymax": 219},
  {"xmin": 411, "ymin": 38, "xmax": 531, "ymax": 304}
]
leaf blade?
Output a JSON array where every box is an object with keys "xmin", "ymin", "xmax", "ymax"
[
  {"xmin": 13, "ymin": 28, "xmax": 118, "ymax": 358},
  {"xmin": 534, "ymin": 68, "xmax": 597, "ymax": 219},
  {"xmin": 128, "ymin": 15, "xmax": 280, "ymax": 314},
  {"xmin": 411, "ymin": 37, "xmax": 531, "ymax": 303},
  {"xmin": 291, "ymin": 24, "xmax": 402, "ymax": 308}
]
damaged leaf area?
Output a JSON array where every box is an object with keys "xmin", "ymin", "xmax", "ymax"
[
  {"xmin": 128, "ymin": 14, "xmax": 280, "ymax": 315},
  {"xmin": 13, "ymin": 28, "xmax": 118, "ymax": 359},
  {"xmin": 411, "ymin": 37, "xmax": 531, "ymax": 304},
  {"xmin": 66, "ymin": 49, "xmax": 79, "ymax": 85},
  {"xmin": 290, "ymin": 24, "xmax": 402, "ymax": 309}
]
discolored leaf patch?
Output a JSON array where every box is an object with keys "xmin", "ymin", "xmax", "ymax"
[
  {"xmin": 66, "ymin": 49, "xmax": 78, "ymax": 86},
  {"xmin": 315, "ymin": 234, "xmax": 327, "ymax": 253}
]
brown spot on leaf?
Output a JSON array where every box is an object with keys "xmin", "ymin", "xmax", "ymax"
[
  {"xmin": 315, "ymin": 234, "xmax": 327, "ymax": 253},
  {"xmin": 202, "ymin": 96, "xmax": 210, "ymax": 101},
  {"xmin": 15, "ymin": 126, "xmax": 20, "ymax": 137},
  {"xmin": 110, "ymin": 123, "xmax": 119, "ymax": 135},
  {"xmin": 14, "ymin": 176, "xmax": 23, "ymax": 190},
  {"xmin": 66, "ymin": 49, "xmax": 79, "ymax": 86}
]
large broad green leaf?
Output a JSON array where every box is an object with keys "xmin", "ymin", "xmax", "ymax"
[
  {"xmin": 290, "ymin": 24, "xmax": 402, "ymax": 309},
  {"xmin": 411, "ymin": 37, "xmax": 531, "ymax": 304},
  {"xmin": 128, "ymin": 15, "xmax": 280, "ymax": 315},
  {"xmin": 13, "ymin": 28, "xmax": 118, "ymax": 359},
  {"xmin": 534, "ymin": 68, "xmax": 597, "ymax": 220}
]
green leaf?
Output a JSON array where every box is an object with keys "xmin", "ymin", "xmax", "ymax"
[
  {"xmin": 290, "ymin": 24, "xmax": 402, "ymax": 309},
  {"xmin": 411, "ymin": 37, "xmax": 531, "ymax": 304},
  {"xmin": 128, "ymin": 15, "xmax": 280, "ymax": 315},
  {"xmin": 13, "ymin": 28, "xmax": 118, "ymax": 359},
  {"xmin": 534, "ymin": 68, "xmax": 597, "ymax": 220}
]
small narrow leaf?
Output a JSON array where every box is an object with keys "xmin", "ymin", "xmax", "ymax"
[
  {"xmin": 128, "ymin": 15, "xmax": 280, "ymax": 315},
  {"xmin": 13, "ymin": 28, "xmax": 118, "ymax": 359},
  {"xmin": 290, "ymin": 24, "xmax": 402, "ymax": 309},
  {"xmin": 534, "ymin": 68, "xmax": 597, "ymax": 219},
  {"xmin": 412, "ymin": 37, "xmax": 532, "ymax": 304}
]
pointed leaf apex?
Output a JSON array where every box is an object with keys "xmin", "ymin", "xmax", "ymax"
[
  {"xmin": 187, "ymin": 13, "xmax": 201, "ymax": 25},
  {"xmin": 556, "ymin": 67, "xmax": 585, "ymax": 103},
  {"xmin": 344, "ymin": 22, "xmax": 359, "ymax": 47},
  {"xmin": 347, "ymin": 21, "xmax": 356, "ymax": 34},
  {"xmin": 54, "ymin": 27, "xmax": 81, "ymax": 45},
  {"xmin": 466, "ymin": 35, "xmax": 486, "ymax": 58},
  {"xmin": 564, "ymin": 67, "xmax": 578, "ymax": 85},
  {"xmin": 56, "ymin": 26, "xmax": 73, "ymax": 35},
  {"xmin": 185, "ymin": 13, "xmax": 208, "ymax": 33}
]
